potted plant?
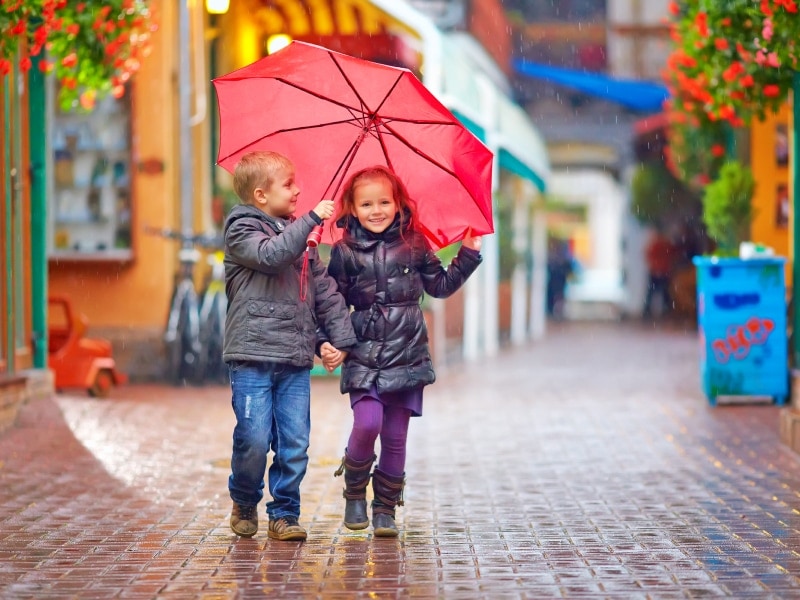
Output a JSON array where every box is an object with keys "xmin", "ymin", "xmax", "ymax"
[{"xmin": 693, "ymin": 160, "xmax": 788, "ymax": 406}]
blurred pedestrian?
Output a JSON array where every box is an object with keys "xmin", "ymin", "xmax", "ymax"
[
  {"xmin": 320, "ymin": 166, "xmax": 482, "ymax": 537},
  {"xmin": 546, "ymin": 237, "xmax": 574, "ymax": 319},
  {"xmin": 642, "ymin": 225, "xmax": 676, "ymax": 319},
  {"xmin": 222, "ymin": 151, "xmax": 356, "ymax": 541}
]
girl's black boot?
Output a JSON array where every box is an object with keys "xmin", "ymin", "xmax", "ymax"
[
  {"xmin": 371, "ymin": 468, "xmax": 405, "ymax": 537},
  {"xmin": 333, "ymin": 450, "xmax": 375, "ymax": 530}
]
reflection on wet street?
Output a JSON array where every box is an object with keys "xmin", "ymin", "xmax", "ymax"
[{"xmin": 2, "ymin": 321, "xmax": 799, "ymax": 598}]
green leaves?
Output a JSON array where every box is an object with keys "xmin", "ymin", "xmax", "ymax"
[
  {"xmin": 0, "ymin": 0, "xmax": 155, "ymax": 111},
  {"xmin": 701, "ymin": 160, "xmax": 756, "ymax": 256},
  {"xmin": 664, "ymin": 1, "xmax": 799, "ymax": 187}
]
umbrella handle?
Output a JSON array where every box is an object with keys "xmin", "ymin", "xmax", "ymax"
[{"xmin": 307, "ymin": 224, "xmax": 324, "ymax": 248}]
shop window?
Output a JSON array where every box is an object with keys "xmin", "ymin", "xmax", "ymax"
[{"xmin": 49, "ymin": 89, "xmax": 132, "ymax": 260}]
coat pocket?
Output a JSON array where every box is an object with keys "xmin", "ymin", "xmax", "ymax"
[{"xmin": 244, "ymin": 300, "xmax": 297, "ymax": 351}]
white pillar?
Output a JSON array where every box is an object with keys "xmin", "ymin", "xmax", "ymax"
[
  {"xmin": 529, "ymin": 199, "xmax": 548, "ymax": 339},
  {"xmin": 475, "ymin": 75, "xmax": 499, "ymax": 357},
  {"xmin": 510, "ymin": 181, "xmax": 530, "ymax": 345},
  {"xmin": 462, "ymin": 262, "xmax": 482, "ymax": 361}
]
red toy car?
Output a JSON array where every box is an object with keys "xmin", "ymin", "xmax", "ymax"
[{"xmin": 48, "ymin": 296, "xmax": 127, "ymax": 397}]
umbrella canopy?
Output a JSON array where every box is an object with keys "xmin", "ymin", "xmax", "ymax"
[{"xmin": 213, "ymin": 41, "xmax": 494, "ymax": 249}]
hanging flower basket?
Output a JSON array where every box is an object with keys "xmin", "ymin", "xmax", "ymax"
[
  {"xmin": 0, "ymin": 0, "xmax": 156, "ymax": 110},
  {"xmin": 663, "ymin": 0, "xmax": 800, "ymax": 186}
]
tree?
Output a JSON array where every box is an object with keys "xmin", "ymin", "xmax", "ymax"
[{"xmin": 0, "ymin": 0, "xmax": 156, "ymax": 110}]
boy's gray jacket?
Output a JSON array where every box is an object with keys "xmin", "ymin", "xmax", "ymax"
[{"xmin": 222, "ymin": 204, "xmax": 356, "ymax": 367}]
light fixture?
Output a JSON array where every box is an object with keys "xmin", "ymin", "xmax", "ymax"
[
  {"xmin": 266, "ymin": 34, "xmax": 292, "ymax": 55},
  {"xmin": 206, "ymin": 0, "xmax": 229, "ymax": 15}
]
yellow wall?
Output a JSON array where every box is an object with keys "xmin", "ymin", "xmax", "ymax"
[
  {"xmin": 49, "ymin": 0, "xmax": 180, "ymax": 328},
  {"xmin": 750, "ymin": 103, "xmax": 790, "ymax": 260}
]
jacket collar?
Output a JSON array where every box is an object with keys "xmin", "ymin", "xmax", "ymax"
[
  {"xmin": 224, "ymin": 204, "xmax": 294, "ymax": 235},
  {"xmin": 340, "ymin": 209, "xmax": 412, "ymax": 250}
]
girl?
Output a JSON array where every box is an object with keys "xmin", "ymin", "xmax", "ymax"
[{"xmin": 322, "ymin": 165, "xmax": 482, "ymax": 537}]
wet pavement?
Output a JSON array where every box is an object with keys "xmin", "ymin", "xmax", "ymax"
[{"xmin": 1, "ymin": 321, "xmax": 800, "ymax": 599}]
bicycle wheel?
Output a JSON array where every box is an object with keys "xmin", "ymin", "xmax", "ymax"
[
  {"xmin": 199, "ymin": 290, "xmax": 227, "ymax": 384},
  {"xmin": 177, "ymin": 290, "xmax": 203, "ymax": 384},
  {"xmin": 164, "ymin": 283, "xmax": 187, "ymax": 384},
  {"xmin": 165, "ymin": 281, "xmax": 202, "ymax": 385}
]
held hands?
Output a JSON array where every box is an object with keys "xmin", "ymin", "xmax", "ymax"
[
  {"xmin": 462, "ymin": 229, "xmax": 482, "ymax": 252},
  {"xmin": 312, "ymin": 200, "xmax": 335, "ymax": 221},
  {"xmin": 320, "ymin": 342, "xmax": 347, "ymax": 372}
]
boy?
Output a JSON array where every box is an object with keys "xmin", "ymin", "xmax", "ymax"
[{"xmin": 223, "ymin": 151, "xmax": 356, "ymax": 540}]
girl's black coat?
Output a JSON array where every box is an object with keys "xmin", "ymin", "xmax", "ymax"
[{"xmin": 327, "ymin": 215, "xmax": 482, "ymax": 395}]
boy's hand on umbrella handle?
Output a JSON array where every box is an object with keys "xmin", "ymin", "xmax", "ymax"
[
  {"xmin": 312, "ymin": 200, "xmax": 335, "ymax": 221},
  {"xmin": 463, "ymin": 230, "xmax": 482, "ymax": 252}
]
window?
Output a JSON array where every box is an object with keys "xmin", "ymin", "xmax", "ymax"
[{"xmin": 49, "ymin": 89, "xmax": 133, "ymax": 260}]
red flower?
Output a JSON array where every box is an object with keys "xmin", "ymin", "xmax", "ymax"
[
  {"xmin": 711, "ymin": 144, "xmax": 725, "ymax": 157},
  {"xmin": 764, "ymin": 84, "xmax": 781, "ymax": 96},
  {"xmin": 722, "ymin": 62, "xmax": 745, "ymax": 82},
  {"xmin": 714, "ymin": 38, "xmax": 729, "ymax": 51},
  {"xmin": 718, "ymin": 105, "xmax": 736, "ymax": 120},
  {"xmin": 695, "ymin": 12, "xmax": 709, "ymax": 37},
  {"xmin": 61, "ymin": 52, "xmax": 77, "ymax": 68}
]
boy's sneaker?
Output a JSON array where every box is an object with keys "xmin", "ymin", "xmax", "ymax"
[
  {"xmin": 230, "ymin": 502, "xmax": 258, "ymax": 537},
  {"xmin": 268, "ymin": 516, "xmax": 307, "ymax": 541}
]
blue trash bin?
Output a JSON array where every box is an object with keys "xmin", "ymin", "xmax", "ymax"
[{"xmin": 693, "ymin": 256, "xmax": 788, "ymax": 405}]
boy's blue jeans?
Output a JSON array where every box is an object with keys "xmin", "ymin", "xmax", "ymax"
[{"xmin": 228, "ymin": 361, "xmax": 311, "ymax": 521}]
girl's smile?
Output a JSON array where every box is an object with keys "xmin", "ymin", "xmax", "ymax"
[{"xmin": 352, "ymin": 177, "xmax": 398, "ymax": 234}]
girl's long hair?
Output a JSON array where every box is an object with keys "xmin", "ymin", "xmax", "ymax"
[{"xmin": 333, "ymin": 166, "xmax": 417, "ymax": 233}]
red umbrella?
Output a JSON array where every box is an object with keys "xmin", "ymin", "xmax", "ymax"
[{"xmin": 213, "ymin": 41, "xmax": 493, "ymax": 250}]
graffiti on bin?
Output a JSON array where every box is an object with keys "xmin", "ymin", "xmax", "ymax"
[
  {"xmin": 711, "ymin": 317, "xmax": 775, "ymax": 364},
  {"xmin": 708, "ymin": 368, "xmax": 745, "ymax": 396},
  {"xmin": 712, "ymin": 292, "xmax": 759, "ymax": 310}
]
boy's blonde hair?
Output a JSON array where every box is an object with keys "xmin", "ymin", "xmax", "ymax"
[{"xmin": 232, "ymin": 151, "xmax": 294, "ymax": 204}]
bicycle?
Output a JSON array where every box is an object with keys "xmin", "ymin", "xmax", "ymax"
[
  {"xmin": 147, "ymin": 227, "xmax": 224, "ymax": 385},
  {"xmin": 197, "ymin": 249, "xmax": 227, "ymax": 384}
]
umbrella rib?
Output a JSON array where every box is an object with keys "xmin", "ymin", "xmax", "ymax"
[
  {"xmin": 379, "ymin": 121, "xmax": 490, "ymax": 223},
  {"xmin": 380, "ymin": 116, "xmax": 460, "ymax": 126},
  {"xmin": 321, "ymin": 134, "xmax": 366, "ymax": 200},
  {"xmin": 216, "ymin": 118, "xmax": 366, "ymax": 165},
  {"xmin": 380, "ymin": 121, "xmax": 460, "ymax": 181},
  {"xmin": 328, "ymin": 52, "xmax": 405, "ymax": 117},
  {"xmin": 274, "ymin": 78, "xmax": 372, "ymax": 120}
]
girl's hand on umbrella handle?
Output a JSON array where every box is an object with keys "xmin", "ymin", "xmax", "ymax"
[
  {"xmin": 312, "ymin": 200, "xmax": 335, "ymax": 221},
  {"xmin": 463, "ymin": 230, "xmax": 482, "ymax": 252}
]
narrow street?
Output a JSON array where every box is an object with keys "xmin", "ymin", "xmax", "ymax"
[{"xmin": 1, "ymin": 322, "xmax": 799, "ymax": 599}]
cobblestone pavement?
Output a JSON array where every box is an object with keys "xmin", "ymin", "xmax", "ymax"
[{"xmin": 1, "ymin": 322, "xmax": 800, "ymax": 599}]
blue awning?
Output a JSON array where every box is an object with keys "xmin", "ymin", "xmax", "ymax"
[{"xmin": 513, "ymin": 59, "xmax": 669, "ymax": 113}]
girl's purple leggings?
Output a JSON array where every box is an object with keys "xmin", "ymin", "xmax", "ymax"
[{"xmin": 347, "ymin": 397, "xmax": 411, "ymax": 477}]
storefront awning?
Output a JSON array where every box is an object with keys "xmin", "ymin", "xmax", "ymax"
[
  {"xmin": 254, "ymin": 0, "xmax": 412, "ymax": 37},
  {"xmin": 513, "ymin": 59, "xmax": 669, "ymax": 113}
]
